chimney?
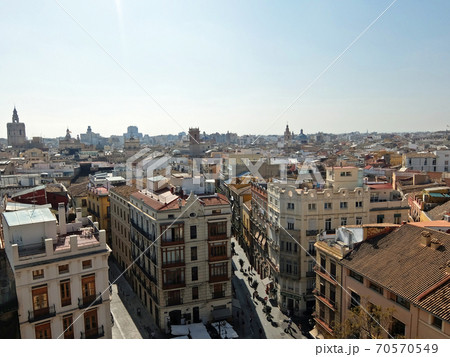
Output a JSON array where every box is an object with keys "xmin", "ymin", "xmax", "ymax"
[
  {"xmin": 58, "ymin": 203, "xmax": 67, "ymax": 236},
  {"xmin": 76, "ymin": 207, "xmax": 82, "ymax": 222},
  {"xmin": 420, "ymin": 231, "xmax": 431, "ymax": 246},
  {"xmin": 430, "ymin": 238, "xmax": 441, "ymax": 250}
]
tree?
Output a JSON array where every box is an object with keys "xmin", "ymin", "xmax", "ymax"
[
  {"xmin": 238, "ymin": 258, "xmax": 244, "ymax": 271},
  {"xmin": 333, "ymin": 299, "xmax": 399, "ymax": 339}
]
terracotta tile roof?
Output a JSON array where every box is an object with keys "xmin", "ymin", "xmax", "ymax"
[
  {"xmin": 342, "ymin": 224, "xmax": 450, "ymax": 309},
  {"xmin": 425, "ymin": 200, "xmax": 450, "ymax": 221},
  {"xmin": 416, "ymin": 277, "xmax": 450, "ymax": 321},
  {"xmin": 110, "ymin": 185, "xmax": 139, "ymax": 200},
  {"xmin": 67, "ymin": 182, "xmax": 88, "ymax": 197},
  {"xmin": 367, "ymin": 183, "xmax": 393, "ymax": 190},
  {"xmin": 131, "ymin": 191, "xmax": 229, "ymax": 211}
]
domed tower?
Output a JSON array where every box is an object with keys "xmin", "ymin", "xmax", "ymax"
[
  {"xmin": 284, "ymin": 124, "xmax": 292, "ymax": 145},
  {"xmin": 7, "ymin": 107, "xmax": 27, "ymax": 147}
]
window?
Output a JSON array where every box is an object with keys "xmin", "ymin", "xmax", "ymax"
[
  {"xmin": 308, "ymin": 203, "xmax": 316, "ymax": 210},
  {"xmin": 212, "ymin": 209, "xmax": 221, "ymax": 215},
  {"xmin": 330, "ymin": 285, "xmax": 336, "ymax": 306},
  {"xmin": 162, "ymin": 246, "xmax": 184, "ymax": 265},
  {"xmin": 63, "ymin": 315, "xmax": 74, "ymax": 339},
  {"xmin": 394, "ymin": 214, "xmax": 401, "ymax": 224},
  {"xmin": 161, "ymin": 223, "xmax": 184, "ymax": 243},
  {"xmin": 210, "ymin": 242, "xmax": 227, "ymax": 258},
  {"xmin": 432, "ymin": 316, "xmax": 442, "ymax": 330},
  {"xmin": 287, "ymin": 202, "xmax": 294, "ymax": 210},
  {"xmin": 355, "ymin": 201, "xmax": 363, "ymax": 208},
  {"xmin": 208, "ymin": 222, "xmax": 227, "ymax": 237},
  {"xmin": 377, "ymin": 214, "xmax": 385, "ymax": 223},
  {"xmin": 191, "ymin": 267, "xmax": 198, "ymax": 281},
  {"xmin": 84, "ymin": 309, "xmax": 98, "ymax": 338},
  {"xmin": 308, "ymin": 241, "xmax": 315, "ymax": 255},
  {"xmin": 324, "ymin": 202, "xmax": 332, "ymax": 210},
  {"xmin": 356, "ymin": 217, "xmax": 362, "ymax": 225},
  {"xmin": 35, "ymin": 322, "xmax": 52, "ymax": 339},
  {"xmin": 285, "ymin": 260, "xmax": 292, "ymax": 274},
  {"xmin": 287, "ymin": 222, "xmax": 294, "ymax": 230},
  {"xmin": 325, "ymin": 218, "xmax": 332, "ymax": 231},
  {"xmin": 330, "ymin": 261, "xmax": 336, "ymax": 279},
  {"xmin": 81, "ymin": 199, "xmax": 87, "ymax": 207},
  {"xmin": 340, "ymin": 171, "xmax": 351, "ymax": 177},
  {"xmin": 391, "ymin": 317, "xmax": 406, "ymax": 337},
  {"xmin": 319, "ymin": 278, "xmax": 325, "ymax": 295},
  {"xmin": 191, "ymin": 246, "xmax": 198, "ymax": 261},
  {"xmin": 32, "ymin": 285, "xmax": 49, "ymax": 314},
  {"xmin": 81, "ymin": 275, "xmax": 96, "ymax": 302},
  {"xmin": 350, "ymin": 291, "xmax": 360, "ymax": 310},
  {"xmin": 393, "ymin": 295, "xmax": 410, "ymax": 310},
  {"xmin": 33, "ymin": 269, "xmax": 44, "ymax": 280},
  {"xmin": 210, "ymin": 262, "xmax": 228, "ymax": 278},
  {"xmin": 369, "ymin": 281, "xmax": 383, "ymax": 295},
  {"xmin": 82, "ymin": 260, "xmax": 92, "ymax": 269},
  {"xmin": 192, "ymin": 287, "xmax": 199, "ymax": 300},
  {"xmin": 60, "ymin": 280, "xmax": 71, "ymax": 307},
  {"xmin": 341, "ymin": 217, "xmax": 347, "ymax": 226},
  {"xmin": 58, "ymin": 264, "xmax": 69, "ymax": 274},
  {"xmin": 349, "ymin": 270, "xmax": 363, "ymax": 283},
  {"xmin": 340, "ymin": 202, "xmax": 348, "ymax": 209}
]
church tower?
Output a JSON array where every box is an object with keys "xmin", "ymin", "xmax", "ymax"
[
  {"xmin": 7, "ymin": 107, "xmax": 26, "ymax": 147},
  {"xmin": 284, "ymin": 124, "xmax": 292, "ymax": 146}
]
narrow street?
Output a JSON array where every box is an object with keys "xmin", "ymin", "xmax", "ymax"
[
  {"xmin": 231, "ymin": 237, "xmax": 306, "ymax": 339},
  {"xmin": 109, "ymin": 259, "xmax": 164, "ymax": 339}
]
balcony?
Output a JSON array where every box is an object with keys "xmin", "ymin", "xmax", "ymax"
[
  {"xmin": 212, "ymin": 291, "xmax": 225, "ymax": 299},
  {"xmin": 162, "ymin": 259, "xmax": 185, "ymax": 268},
  {"xmin": 162, "ymin": 278, "xmax": 186, "ymax": 290},
  {"xmin": 208, "ymin": 253, "xmax": 228, "ymax": 262},
  {"xmin": 314, "ymin": 265, "xmax": 338, "ymax": 286},
  {"xmin": 81, "ymin": 325, "xmax": 104, "ymax": 339},
  {"xmin": 78, "ymin": 293, "xmax": 103, "ymax": 309},
  {"xmin": 209, "ymin": 274, "xmax": 228, "ymax": 283},
  {"xmin": 28, "ymin": 305, "xmax": 56, "ymax": 323},
  {"xmin": 166, "ymin": 297, "xmax": 183, "ymax": 307},
  {"xmin": 306, "ymin": 230, "xmax": 319, "ymax": 237},
  {"xmin": 208, "ymin": 233, "xmax": 227, "ymax": 241},
  {"xmin": 131, "ymin": 220, "xmax": 154, "ymax": 241},
  {"xmin": 314, "ymin": 290, "xmax": 337, "ymax": 311},
  {"xmin": 160, "ymin": 237, "xmax": 184, "ymax": 246}
]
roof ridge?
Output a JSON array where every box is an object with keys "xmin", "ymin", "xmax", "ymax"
[{"xmin": 417, "ymin": 275, "xmax": 450, "ymax": 302}]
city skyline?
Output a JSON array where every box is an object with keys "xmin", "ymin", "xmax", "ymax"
[{"xmin": 1, "ymin": 1, "xmax": 450, "ymax": 138}]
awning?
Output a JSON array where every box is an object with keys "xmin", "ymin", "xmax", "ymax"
[
  {"xmin": 309, "ymin": 327, "xmax": 324, "ymax": 339},
  {"xmin": 211, "ymin": 308, "xmax": 232, "ymax": 321},
  {"xmin": 262, "ymin": 277, "xmax": 273, "ymax": 286}
]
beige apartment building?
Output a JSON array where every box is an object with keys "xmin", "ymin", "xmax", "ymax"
[
  {"xmin": 341, "ymin": 224, "xmax": 449, "ymax": 338},
  {"xmin": 129, "ymin": 176, "xmax": 232, "ymax": 331},
  {"xmin": 312, "ymin": 224, "xmax": 399, "ymax": 338},
  {"xmin": 2, "ymin": 204, "xmax": 112, "ymax": 339},
  {"xmin": 267, "ymin": 166, "xmax": 370, "ymax": 314},
  {"xmin": 110, "ymin": 185, "xmax": 138, "ymax": 281}
]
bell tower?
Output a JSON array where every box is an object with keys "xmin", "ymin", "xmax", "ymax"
[{"xmin": 7, "ymin": 107, "xmax": 27, "ymax": 147}]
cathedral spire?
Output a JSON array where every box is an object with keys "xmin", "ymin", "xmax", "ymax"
[{"xmin": 12, "ymin": 106, "xmax": 19, "ymax": 123}]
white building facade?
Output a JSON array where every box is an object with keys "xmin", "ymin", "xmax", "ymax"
[{"xmin": 2, "ymin": 205, "xmax": 112, "ymax": 339}]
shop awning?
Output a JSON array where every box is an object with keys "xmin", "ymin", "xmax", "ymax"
[{"xmin": 309, "ymin": 327, "xmax": 324, "ymax": 339}]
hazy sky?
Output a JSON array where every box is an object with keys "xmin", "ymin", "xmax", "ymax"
[{"xmin": 1, "ymin": 0, "xmax": 450, "ymax": 139}]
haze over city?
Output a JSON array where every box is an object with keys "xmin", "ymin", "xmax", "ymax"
[{"xmin": 1, "ymin": 0, "xmax": 450, "ymax": 138}]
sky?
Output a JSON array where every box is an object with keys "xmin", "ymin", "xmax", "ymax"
[{"xmin": 1, "ymin": 0, "xmax": 450, "ymax": 139}]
